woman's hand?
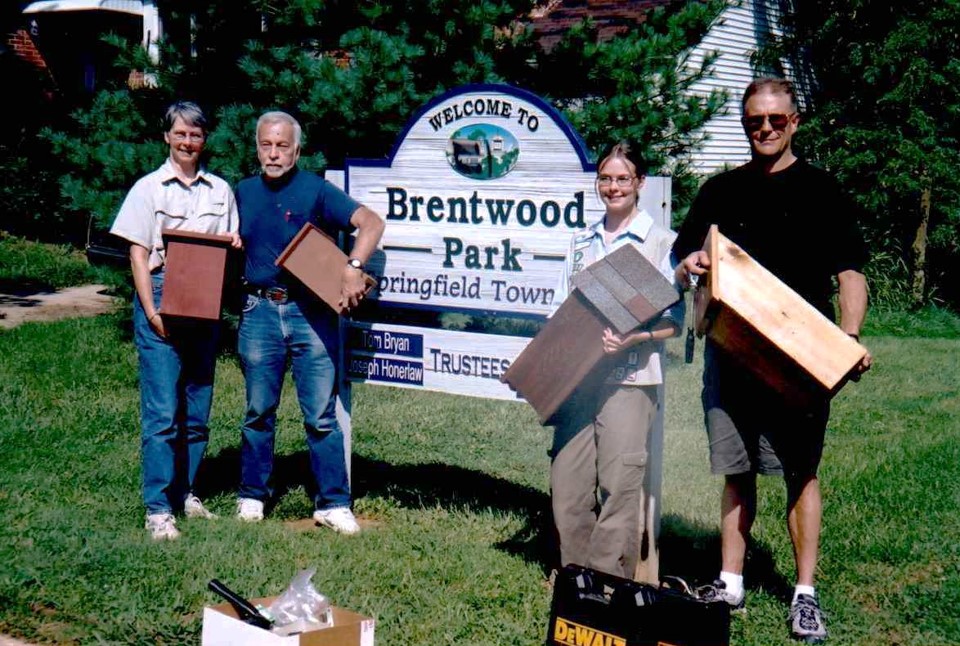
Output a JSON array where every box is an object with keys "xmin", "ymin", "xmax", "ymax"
[
  {"xmin": 148, "ymin": 311, "xmax": 167, "ymax": 338},
  {"xmin": 602, "ymin": 328, "xmax": 653, "ymax": 354}
]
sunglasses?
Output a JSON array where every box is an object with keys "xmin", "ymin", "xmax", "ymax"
[{"xmin": 741, "ymin": 112, "xmax": 796, "ymax": 132}]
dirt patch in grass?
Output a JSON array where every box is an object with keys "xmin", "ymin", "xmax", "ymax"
[
  {"xmin": 0, "ymin": 284, "xmax": 119, "ymax": 330},
  {"xmin": 848, "ymin": 559, "xmax": 947, "ymax": 619},
  {"xmin": 0, "ymin": 636, "xmax": 35, "ymax": 646}
]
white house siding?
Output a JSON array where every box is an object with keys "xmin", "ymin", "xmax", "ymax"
[
  {"xmin": 22, "ymin": 0, "xmax": 162, "ymax": 62},
  {"xmin": 683, "ymin": 0, "xmax": 800, "ymax": 175}
]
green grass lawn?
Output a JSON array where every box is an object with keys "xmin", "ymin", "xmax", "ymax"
[{"xmin": 0, "ymin": 305, "xmax": 958, "ymax": 645}]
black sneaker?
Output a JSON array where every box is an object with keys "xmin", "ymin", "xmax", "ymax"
[
  {"xmin": 789, "ymin": 594, "xmax": 828, "ymax": 643},
  {"xmin": 696, "ymin": 579, "xmax": 745, "ymax": 611}
]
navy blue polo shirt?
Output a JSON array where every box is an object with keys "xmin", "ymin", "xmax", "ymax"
[{"xmin": 237, "ymin": 168, "xmax": 360, "ymax": 288}]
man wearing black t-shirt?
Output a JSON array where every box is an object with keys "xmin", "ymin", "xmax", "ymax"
[{"xmin": 673, "ymin": 78, "xmax": 871, "ymax": 644}]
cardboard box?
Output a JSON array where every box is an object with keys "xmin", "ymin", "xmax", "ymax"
[
  {"xmin": 202, "ymin": 597, "xmax": 375, "ymax": 646},
  {"xmin": 160, "ymin": 229, "xmax": 234, "ymax": 320},
  {"xmin": 275, "ymin": 223, "xmax": 376, "ymax": 314},
  {"xmin": 695, "ymin": 224, "xmax": 867, "ymax": 406}
]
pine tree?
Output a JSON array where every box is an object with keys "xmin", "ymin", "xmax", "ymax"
[
  {"xmin": 771, "ymin": 0, "xmax": 960, "ymax": 309},
  {"xmin": 42, "ymin": 0, "xmax": 728, "ymax": 232}
]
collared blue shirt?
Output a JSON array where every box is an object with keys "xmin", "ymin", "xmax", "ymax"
[{"xmin": 237, "ymin": 168, "xmax": 360, "ymax": 288}]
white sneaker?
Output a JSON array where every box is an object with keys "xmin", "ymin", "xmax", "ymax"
[
  {"xmin": 313, "ymin": 507, "xmax": 360, "ymax": 535},
  {"xmin": 184, "ymin": 494, "xmax": 217, "ymax": 519},
  {"xmin": 236, "ymin": 497, "xmax": 264, "ymax": 522},
  {"xmin": 145, "ymin": 513, "xmax": 180, "ymax": 540},
  {"xmin": 789, "ymin": 593, "xmax": 827, "ymax": 643},
  {"xmin": 696, "ymin": 579, "xmax": 746, "ymax": 611}
]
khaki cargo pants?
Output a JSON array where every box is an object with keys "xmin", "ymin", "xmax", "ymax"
[{"xmin": 550, "ymin": 382, "xmax": 662, "ymax": 584}]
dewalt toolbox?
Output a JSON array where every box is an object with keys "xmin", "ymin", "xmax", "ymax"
[{"xmin": 547, "ymin": 565, "xmax": 729, "ymax": 646}]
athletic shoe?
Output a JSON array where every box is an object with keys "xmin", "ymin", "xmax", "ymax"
[
  {"xmin": 236, "ymin": 497, "xmax": 264, "ymax": 522},
  {"xmin": 145, "ymin": 513, "xmax": 180, "ymax": 541},
  {"xmin": 696, "ymin": 579, "xmax": 745, "ymax": 611},
  {"xmin": 789, "ymin": 593, "xmax": 828, "ymax": 643},
  {"xmin": 313, "ymin": 507, "xmax": 360, "ymax": 535},
  {"xmin": 184, "ymin": 494, "xmax": 217, "ymax": 519}
]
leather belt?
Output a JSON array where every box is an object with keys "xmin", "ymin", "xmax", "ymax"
[{"xmin": 248, "ymin": 286, "xmax": 289, "ymax": 302}]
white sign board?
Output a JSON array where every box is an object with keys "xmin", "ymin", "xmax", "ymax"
[
  {"xmin": 346, "ymin": 83, "xmax": 669, "ymax": 318},
  {"xmin": 338, "ymin": 84, "xmax": 671, "ymax": 399},
  {"xmin": 344, "ymin": 322, "xmax": 528, "ymax": 400}
]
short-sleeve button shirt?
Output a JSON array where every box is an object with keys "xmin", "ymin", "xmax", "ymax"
[{"xmin": 110, "ymin": 158, "xmax": 239, "ymax": 271}]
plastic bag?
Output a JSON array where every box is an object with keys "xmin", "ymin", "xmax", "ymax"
[{"xmin": 267, "ymin": 568, "xmax": 333, "ymax": 636}]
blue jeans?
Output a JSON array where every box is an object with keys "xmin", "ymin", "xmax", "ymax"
[
  {"xmin": 238, "ymin": 294, "xmax": 350, "ymax": 510},
  {"xmin": 134, "ymin": 273, "xmax": 219, "ymax": 514}
]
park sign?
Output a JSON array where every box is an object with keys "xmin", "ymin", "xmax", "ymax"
[
  {"xmin": 345, "ymin": 83, "xmax": 668, "ymax": 318},
  {"xmin": 338, "ymin": 84, "xmax": 669, "ymax": 400}
]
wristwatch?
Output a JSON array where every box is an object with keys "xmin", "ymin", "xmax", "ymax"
[{"xmin": 346, "ymin": 258, "xmax": 363, "ymax": 271}]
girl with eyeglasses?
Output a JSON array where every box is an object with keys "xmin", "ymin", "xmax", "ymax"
[{"xmin": 549, "ymin": 141, "xmax": 684, "ymax": 583}]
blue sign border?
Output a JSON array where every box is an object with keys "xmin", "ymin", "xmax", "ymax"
[{"xmin": 343, "ymin": 83, "xmax": 596, "ymax": 195}]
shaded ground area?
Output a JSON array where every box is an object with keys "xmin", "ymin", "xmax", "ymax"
[{"xmin": 0, "ymin": 284, "xmax": 118, "ymax": 329}]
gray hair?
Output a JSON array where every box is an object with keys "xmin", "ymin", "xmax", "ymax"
[
  {"xmin": 164, "ymin": 101, "xmax": 207, "ymax": 132},
  {"xmin": 741, "ymin": 77, "xmax": 798, "ymax": 114},
  {"xmin": 256, "ymin": 111, "xmax": 302, "ymax": 148}
]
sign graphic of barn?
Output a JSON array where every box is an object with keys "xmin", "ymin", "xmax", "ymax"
[{"xmin": 445, "ymin": 124, "xmax": 520, "ymax": 180}]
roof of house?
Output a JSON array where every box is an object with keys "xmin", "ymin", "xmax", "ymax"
[
  {"xmin": 22, "ymin": 1, "xmax": 145, "ymax": 16},
  {"xmin": 529, "ymin": 0, "xmax": 679, "ymax": 52}
]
